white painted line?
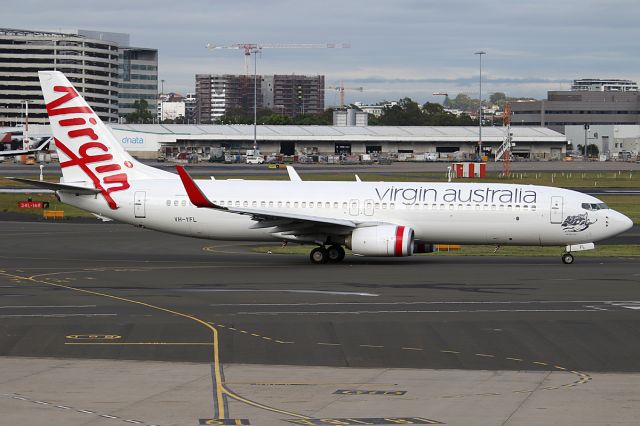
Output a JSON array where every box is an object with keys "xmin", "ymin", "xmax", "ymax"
[
  {"xmin": 100, "ymin": 414, "xmax": 120, "ymax": 419},
  {"xmin": 0, "ymin": 305, "xmax": 96, "ymax": 309},
  {"xmin": 212, "ymin": 300, "xmax": 633, "ymax": 306},
  {"xmin": 190, "ymin": 289, "xmax": 379, "ymax": 297},
  {"xmin": 0, "ymin": 313, "xmax": 117, "ymax": 318},
  {"xmin": 77, "ymin": 409, "xmax": 95, "ymax": 414},
  {"xmin": 237, "ymin": 309, "xmax": 599, "ymax": 315}
]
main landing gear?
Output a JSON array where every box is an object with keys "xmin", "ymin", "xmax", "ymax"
[{"xmin": 310, "ymin": 244, "xmax": 345, "ymax": 264}]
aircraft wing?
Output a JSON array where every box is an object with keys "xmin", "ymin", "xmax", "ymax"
[{"xmin": 176, "ymin": 165, "xmax": 357, "ymax": 235}]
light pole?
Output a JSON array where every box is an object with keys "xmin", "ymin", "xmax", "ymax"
[
  {"xmin": 474, "ymin": 51, "xmax": 486, "ymax": 160},
  {"xmin": 583, "ymin": 124, "xmax": 589, "ymax": 161},
  {"xmin": 160, "ymin": 79, "xmax": 165, "ymax": 123},
  {"xmin": 253, "ymin": 48, "xmax": 258, "ymax": 151}
]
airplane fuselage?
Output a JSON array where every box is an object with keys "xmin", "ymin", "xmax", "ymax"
[{"xmin": 60, "ymin": 179, "xmax": 626, "ymax": 247}]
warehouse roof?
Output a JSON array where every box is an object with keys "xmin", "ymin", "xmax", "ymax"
[{"xmin": 109, "ymin": 124, "xmax": 566, "ymax": 143}]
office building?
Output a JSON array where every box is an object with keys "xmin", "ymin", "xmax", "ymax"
[
  {"xmin": 78, "ymin": 30, "xmax": 158, "ymax": 122},
  {"xmin": 511, "ymin": 79, "xmax": 640, "ymax": 133},
  {"xmin": 0, "ymin": 28, "xmax": 119, "ymax": 124}
]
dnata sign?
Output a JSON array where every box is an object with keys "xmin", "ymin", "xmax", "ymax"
[{"xmin": 121, "ymin": 136, "xmax": 145, "ymax": 145}]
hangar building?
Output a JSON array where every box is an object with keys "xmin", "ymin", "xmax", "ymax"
[{"xmin": 28, "ymin": 124, "xmax": 568, "ymax": 161}]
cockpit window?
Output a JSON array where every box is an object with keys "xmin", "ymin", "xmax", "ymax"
[{"xmin": 582, "ymin": 202, "xmax": 609, "ymax": 211}]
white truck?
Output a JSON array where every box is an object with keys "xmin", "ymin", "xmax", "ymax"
[{"xmin": 245, "ymin": 149, "xmax": 264, "ymax": 164}]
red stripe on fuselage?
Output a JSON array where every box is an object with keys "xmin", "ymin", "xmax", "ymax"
[{"xmin": 395, "ymin": 226, "xmax": 405, "ymax": 256}]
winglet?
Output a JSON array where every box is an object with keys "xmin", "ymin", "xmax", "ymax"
[
  {"xmin": 176, "ymin": 165, "xmax": 220, "ymax": 209},
  {"xmin": 286, "ymin": 165, "xmax": 302, "ymax": 181},
  {"xmin": 355, "ymin": 174, "xmax": 361, "ymax": 182}
]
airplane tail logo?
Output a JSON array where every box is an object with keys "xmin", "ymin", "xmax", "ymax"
[{"xmin": 38, "ymin": 71, "xmax": 172, "ymax": 209}]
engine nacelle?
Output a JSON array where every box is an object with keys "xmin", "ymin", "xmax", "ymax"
[{"xmin": 346, "ymin": 225, "xmax": 414, "ymax": 257}]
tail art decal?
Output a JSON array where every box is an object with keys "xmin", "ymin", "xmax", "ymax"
[{"xmin": 45, "ymin": 85, "xmax": 129, "ymax": 209}]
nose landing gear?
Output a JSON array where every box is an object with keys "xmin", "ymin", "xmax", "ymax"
[{"xmin": 561, "ymin": 252, "xmax": 574, "ymax": 264}]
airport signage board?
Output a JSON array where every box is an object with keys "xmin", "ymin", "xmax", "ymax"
[{"xmin": 18, "ymin": 201, "xmax": 49, "ymax": 209}]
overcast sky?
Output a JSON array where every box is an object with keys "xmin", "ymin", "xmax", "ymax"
[{"xmin": 5, "ymin": 0, "xmax": 640, "ymax": 106}]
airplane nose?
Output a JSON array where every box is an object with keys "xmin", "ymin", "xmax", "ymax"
[{"xmin": 614, "ymin": 211, "xmax": 634, "ymax": 235}]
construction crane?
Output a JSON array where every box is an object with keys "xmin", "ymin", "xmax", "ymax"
[
  {"xmin": 206, "ymin": 42, "xmax": 350, "ymax": 151},
  {"xmin": 432, "ymin": 92, "xmax": 449, "ymax": 106},
  {"xmin": 206, "ymin": 42, "xmax": 350, "ymax": 75},
  {"xmin": 325, "ymin": 82, "xmax": 364, "ymax": 108}
]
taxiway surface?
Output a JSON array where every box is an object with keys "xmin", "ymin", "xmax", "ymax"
[{"xmin": 1, "ymin": 220, "xmax": 639, "ymax": 425}]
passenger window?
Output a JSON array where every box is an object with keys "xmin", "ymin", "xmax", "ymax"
[
  {"xmin": 375, "ymin": 203, "xmax": 380, "ymax": 209},
  {"xmin": 390, "ymin": 203, "xmax": 395, "ymax": 209},
  {"xmin": 235, "ymin": 201, "xmax": 240, "ymax": 207},
  {"xmin": 302, "ymin": 202, "xmax": 306, "ymax": 208},
  {"xmin": 277, "ymin": 201, "xmax": 282, "ymax": 207},
  {"xmin": 269, "ymin": 201, "xmax": 274, "ymax": 207},
  {"xmin": 532, "ymin": 205, "xmax": 537, "ymax": 211},
  {"xmin": 342, "ymin": 202, "xmax": 347, "ymax": 209},
  {"xmin": 523, "ymin": 205, "xmax": 528, "ymax": 210},
  {"xmin": 166, "ymin": 200, "xmax": 171, "ymax": 206},
  {"xmin": 294, "ymin": 202, "xmax": 299, "ymax": 208},
  {"xmin": 174, "ymin": 200, "xmax": 179, "ymax": 206},
  {"xmin": 491, "ymin": 205, "xmax": 496, "ymax": 211},
  {"xmin": 309, "ymin": 202, "xmax": 314, "ymax": 208},
  {"xmin": 333, "ymin": 202, "xmax": 338, "ymax": 209},
  {"xmin": 252, "ymin": 201, "xmax": 257, "ymax": 207},
  {"xmin": 260, "ymin": 201, "xmax": 266, "ymax": 207},
  {"xmin": 382, "ymin": 203, "xmax": 387, "ymax": 209},
  {"xmin": 286, "ymin": 202, "xmax": 290, "ymax": 208},
  {"xmin": 243, "ymin": 201, "xmax": 248, "ymax": 207},
  {"xmin": 325, "ymin": 202, "xmax": 330, "ymax": 208},
  {"xmin": 182, "ymin": 200, "xmax": 187, "ymax": 207}
]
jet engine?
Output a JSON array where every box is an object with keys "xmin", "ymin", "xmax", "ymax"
[{"xmin": 346, "ymin": 225, "xmax": 414, "ymax": 257}]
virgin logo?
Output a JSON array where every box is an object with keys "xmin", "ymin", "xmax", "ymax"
[{"xmin": 47, "ymin": 86, "xmax": 129, "ymax": 210}]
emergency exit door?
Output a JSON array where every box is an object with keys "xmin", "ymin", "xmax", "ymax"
[
  {"xmin": 550, "ymin": 196, "xmax": 563, "ymax": 224},
  {"xmin": 134, "ymin": 191, "xmax": 146, "ymax": 218}
]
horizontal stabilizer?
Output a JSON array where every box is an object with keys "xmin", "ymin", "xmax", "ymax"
[{"xmin": 8, "ymin": 177, "xmax": 101, "ymax": 195}]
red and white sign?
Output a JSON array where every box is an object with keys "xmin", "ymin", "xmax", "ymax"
[
  {"xmin": 18, "ymin": 201, "xmax": 44, "ymax": 209},
  {"xmin": 453, "ymin": 162, "xmax": 486, "ymax": 178}
]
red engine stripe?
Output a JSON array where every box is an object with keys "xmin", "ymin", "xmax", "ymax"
[{"xmin": 395, "ymin": 226, "xmax": 405, "ymax": 256}]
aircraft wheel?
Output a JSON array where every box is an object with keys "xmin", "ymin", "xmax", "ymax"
[
  {"xmin": 310, "ymin": 247, "xmax": 329, "ymax": 264},
  {"xmin": 561, "ymin": 252, "xmax": 574, "ymax": 264},
  {"xmin": 327, "ymin": 245, "xmax": 346, "ymax": 263}
]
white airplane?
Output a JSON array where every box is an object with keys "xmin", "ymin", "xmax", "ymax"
[
  {"xmin": 0, "ymin": 137, "xmax": 51, "ymax": 157},
  {"xmin": 10, "ymin": 71, "xmax": 634, "ymax": 264}
]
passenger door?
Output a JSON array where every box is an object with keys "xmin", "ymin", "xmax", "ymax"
[
  {"xmin": 550, "ymin": 196, "xmax": 563, "ymax": 224},
  {"xmin": 134, "ymin": 191, "xmax": 146, "ymax": 218}
]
